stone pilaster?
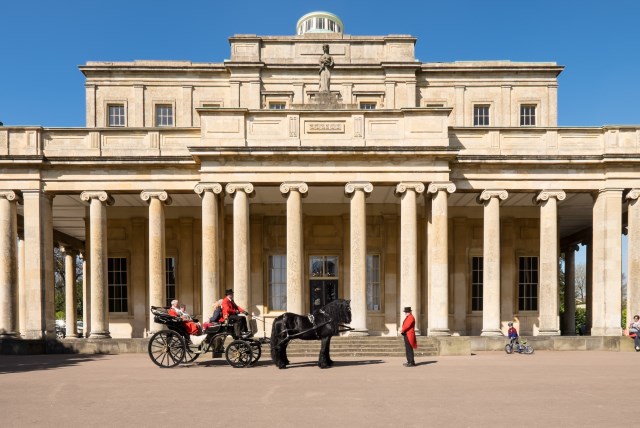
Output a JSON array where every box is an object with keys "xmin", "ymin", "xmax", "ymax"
[
  {"xmin": 627, "ymin": 189, "xmax": 640, "ymax": 328},
  {"xmin": 140, "ymin": 190, "xmax": 172, "ymax": 335},
  {"xmin": 591, "ymin": 189, "xmax": 623, "ymax": 336},
  {"xmin": 395, "ymin": 182, "xmax": 425, "ymax": 334},
  {"xmin": 195, "ymin": 183, "xmax": 223, "ymax": 316},
  {"xmin": 280, "ymin": 182, "xmax": 308, "ymax": 314},
  {"xmin": 345, "ymin": 182, "xmax": 373, "ymax": 335},
  {"xmin": 426, "ymin": 182, "xmax": 456, "ymax": 336},
  {"xmin": 536, "ymin": 190, "xmax": 565, "ymax": 336},
  {"xmin": 79, "ymin": 251, "xmax": 88, "ymax": 337},
  {"xmin": 80, "ymin": 191, "xmax": 114, "ymax": 339},
  {"xmin": 23, "ymin": 190, "xmax": 55, "ymax": 339},
  {"xmin": 479, "ymin": 190, "xmax": 508, "ymax": 336},
  {"xmin": 0, "ymin": 191, "xmax": 21, "ymax": 337},
  {"xmin": 61, "ymin": 246, "xmax": 78, "ymax": 338},
  {"xmin": 564, "ymin": 244, "xmax": 579, "ymax": 335},
  {"xmin": 17, "ymin": 234, "xmax": 25, "ymax": 337},
  {"xmin": 226, "ymin": 183, "xmax": 254, "ymax": 309}
]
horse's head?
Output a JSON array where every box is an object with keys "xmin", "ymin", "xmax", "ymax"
[{"xmin": 341, "ymin": 299, "xmax": 352, "ymax": 324}]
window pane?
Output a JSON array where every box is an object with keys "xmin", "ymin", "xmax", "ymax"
[
  {"xmin": 366, "ymin": 254, "xmax": 381, "ymax": 311},
  {"xmin": 108, "ymin": 257, "xmax": 128, "ymax": 313},
  {"xmin": 268, "ymin": 255, "xmax": 286, "ymax": 311}
]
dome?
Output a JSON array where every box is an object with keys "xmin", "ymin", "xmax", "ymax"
[{"xmin": 296, "ymin": 11, "xmax": 344, "ymax": 35}]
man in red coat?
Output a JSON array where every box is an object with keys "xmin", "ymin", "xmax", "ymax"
[
  {"xmin": 401, "ymin": 306, "xmax": 417, "ymax": 367},
  {"xmin": 222, "ymin": 289, "xmax": 251, "ymax": 338}
]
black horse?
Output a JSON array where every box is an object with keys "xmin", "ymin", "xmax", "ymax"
[{"xmin": 270, "ymin": 299, "xmax": 352, "ymax": 369}]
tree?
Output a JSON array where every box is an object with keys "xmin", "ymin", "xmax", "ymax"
[{"xmin": 575, "ymin": 263, "xmax": 586, "ymax": 304}]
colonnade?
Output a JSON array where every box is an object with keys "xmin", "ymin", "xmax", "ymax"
[{"xmin": 0, "ymin": 186, "xmax": 636, "ymax": 339}]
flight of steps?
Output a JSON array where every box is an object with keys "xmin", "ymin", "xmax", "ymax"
[{"xmin": 281, "ymin": 336, "xmax": 439, "ymax": 357}]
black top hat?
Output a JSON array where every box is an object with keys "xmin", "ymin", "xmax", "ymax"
[
  {"xmin": 403, "ymin": 307, "xmax": 412, "ymax": 313},
  {"xmin": 225, "ymin": 289, "xmax": 234, "ymax": 296}
]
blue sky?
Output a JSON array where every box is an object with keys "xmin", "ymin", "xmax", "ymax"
[{"xmin": 0, "ymin": 0, "xmax": 638, "ymax": 127}]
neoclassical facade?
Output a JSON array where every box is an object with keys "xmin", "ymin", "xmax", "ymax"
[{"xmin": 1, "ymin": 12, "xmax": 637, "ymax": 340}]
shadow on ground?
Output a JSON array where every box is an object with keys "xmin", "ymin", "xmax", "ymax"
[{"xmin": 0, "ymin": 354, "xmax": 108, "ymax": 374}]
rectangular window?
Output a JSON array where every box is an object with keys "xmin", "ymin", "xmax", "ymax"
[
  {"xmin": 360, "ymin": 102, "xmax": 377, "ymax": 110},
  {"xmin": 268, "ymin": 255, "xmax": 287, "ymax": 311},
  {"xmin": 473, "ymin": 105, "xmax": 490, "ymax": 126},
  {"xmin": 156, "ymin": 104, "xmax": 173, "ymax": 127},
  {"xmin": 108, "ymin": 257, "xmax": 128, "ymax": 313},
  {"xmin": 366, "ymin": 254, "xmax": 381, "ymax": 311},
  {"xmin": 520, "ymin": 105, "xmax": 537, "ymax": 126},
  {"xmin": 471, "ymin": 256, "xmax": 483, "ymax": 311},
  {"xmin": 518, "ymin": 256, "xmax": 539, "ymax": 311},
  {"xmin": 108, "ymin": 104, "xmax": 125, "ymax": 127},
  {"xmin": 165, "ymin": 257, "xmax": 176, "ymax": 307},
  {"xmin": 269, "ymin": 102, "xmax": 286, "ymax": 110}
]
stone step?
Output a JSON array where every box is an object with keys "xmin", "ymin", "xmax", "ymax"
[{"xmin": 283, "ymin": 351, "xmax": 438, "ymax": 357}]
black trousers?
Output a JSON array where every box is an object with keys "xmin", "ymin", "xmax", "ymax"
[
  {"xmin": 227, "ymin": 314, "xmax": 248, "ymax": 338},
  {"xmin": 403, "ymin": 334, "xmax": 414, "ymax": 364}
]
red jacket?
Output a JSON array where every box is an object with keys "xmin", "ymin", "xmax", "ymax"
[
  {"xmin": 221, "ymin": 297, "xmax": 245, "ymax": 321},
  {"xmin": 401, "ymin": 313, "xmax": 418, "ymax": 349}
]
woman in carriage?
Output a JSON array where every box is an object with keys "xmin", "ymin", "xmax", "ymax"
[{"xmin": 167, "ymin": 300, "xmax": 201, "ymax": 335}]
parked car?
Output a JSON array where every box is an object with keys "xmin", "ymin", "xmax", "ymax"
[
  {"xmin": 55, "ymin": 319, "xmax": 66, "ymax": 339},
  {"xmin": 77, "ymin": 320, "xmax": 84, "ymax": 336}
]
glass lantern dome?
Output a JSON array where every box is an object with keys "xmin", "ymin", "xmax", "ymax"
[{"xmin": 296, "ymin": 11, "xmax": 344, "ymax": 35}]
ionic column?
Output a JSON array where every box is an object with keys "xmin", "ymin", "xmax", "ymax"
[
  {"xmin": 80, "ymin": 191, "xmax": 114, "ymax": 339},
  {"xmin": 564, "ymin": 245, "xmax": 579, "ymax": 335},
  {"xmin": 345, "ymin": 182, "xmax": 373, "ymax": 335},
  {"xmin": 395, "ymin": 182, "xmax": 425, "ymax": 334},
  {"xmin": 536, "ymin": 190, "xmax": 565, "ymax": 336},
  {"xmin": 280, "ymin": 182, "xmax": 308, "ymax": 314},
  {"xmin": 479, "ymin": 190, "xmax": 508, "ymax": 336},
  {"xmin": 627, "ymin": 189, "xmax": 640, "ymax": 328},
  {"xmin": 195, "ymin": 183, "xmax": 223, "ymax": 314},
  {"xmin": 591, "ymin": 189, "xmax": 623, "ymax": 336},
  {"xmin": 427, "ymin": 182, "xmax": 456, "ymax": 336},
  {"xmin": 226, "ymin": 183, "xmax": 254, "ymax": 309},
  {"xmin": 141, "ymin": 190, "xmax": 172, "ymax": 335},
  {"xmin": 80, "ymin": 251, "xmax": 88, "ymax": 337},
  {"xmin": 61, "ymin": 246, "xmax": 78, "ymax": 338},
  {"xmin": 0, "ymin": 191, "xmax": 21, "ymax": 337}
]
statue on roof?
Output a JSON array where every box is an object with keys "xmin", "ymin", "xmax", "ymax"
[{"xmin": 318, "ymin": 44, "xmax": 334, "ymax": 92}]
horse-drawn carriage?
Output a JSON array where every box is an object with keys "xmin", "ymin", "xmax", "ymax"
[{"xmin": 148, "ymin": 306, "xmax": 265, "ymax": 368}]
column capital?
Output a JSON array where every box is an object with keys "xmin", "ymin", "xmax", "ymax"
[
  {"xmin": 194, "ymin": 183, "xmax": 223, "ymax": 197},
  {"xmin": 536, "ymin": 189, "xmax": 566, "ymax": 203},
  {"xmin": 225, "ymin": 182, "xmax": 255, "ymax": 196},
  {"xmin": 140, "ymin": 190, "xmax": 172, "ymax": 205},
  {"xmin": 280, "ymin": 182, "xmax": 309, "ymax": 197},
  {"xmin": 80, "ymin": 191, "xmax": 114, "ymax": 205},
  {"xmin": 427, "ymin": 181, "xmax": 456, "ymax": 195},
  {"xmin": 395, "ymin": 182, "xmax": 425, "ymax": 196},
  {"xmin": 478, "ymin": 189, "xmax": 508, "ymax": 203},
  {"xmin": 345, "ymin": 182, "xmax": 373, "ymax": 197},
  {"xmin": 626, "ymin": 189, "xmax": 640, "ymax": 201},
  {"xmin": 0, "ymin": 190, "xmax": 22, "ymax": 204}
]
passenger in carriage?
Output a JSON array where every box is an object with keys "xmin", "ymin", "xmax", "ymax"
[
  {"xmin": 222, "ymin": 289, "xmax": 252, "ymax": 339},
  {"xmin": 168, "ymin": 300, "xmax": 201, "ymax": 336}
]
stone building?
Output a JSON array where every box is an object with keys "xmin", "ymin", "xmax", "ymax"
[{"xmin": 0, "ymin": 12, "xmax": 636, "ymax": 340}]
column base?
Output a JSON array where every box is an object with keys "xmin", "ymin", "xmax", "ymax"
[
  {"xmin": 88, "ymin": 331, "xmax": 112, "ymax": 339},
  {"xmin": 0, "ymin": 331, "xmax": 20, "ymax": 339},
  {"xmin": 480, "ymin": 329, "xmax": 503, "ymax": 337},
  {"xmin": 590, "ymin": 327, "xmax": 622, "ymax": 336},
  {"xmin": 345, "ymin": 329, "xmax": 369, "ymax": 337},
  {"xmin": 428, "ymin": 328, "xmax": 451, "ymax": 337},
  {"xmin": 537, "ymin": 329, "xmax": 561, "ymax": 336}
]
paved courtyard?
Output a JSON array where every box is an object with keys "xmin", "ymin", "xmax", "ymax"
[{"xmin": 0, "ymin": 351, "xmax": 636, "ymax": 427}]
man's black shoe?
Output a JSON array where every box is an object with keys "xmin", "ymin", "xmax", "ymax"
[
  {"xmin": 241, "ymin": 331, "xmax": 253, "ymax": 339},
  {"xmin": 403, "ymin": 362, "xmax": 416, "ymax": 367}
]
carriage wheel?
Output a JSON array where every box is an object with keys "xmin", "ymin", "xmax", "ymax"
[
  {"xmin": 225, "ymin": 340, "xmax": 253, "ymax": 368},
  {"xmin": 250, "ymin": 340, "xmax": 262, "ymax": 364},
  {"xmin": 184, "ymin": 345, "xmax": 200, "ymax": 363},
  {"xmin": 148, "ymin": 330, "xmax": 186, "ymax": 368}
]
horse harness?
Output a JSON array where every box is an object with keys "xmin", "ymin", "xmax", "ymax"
[{"xmin": 308, "ymin": 310, "xmax": 330, "ymax": 338}]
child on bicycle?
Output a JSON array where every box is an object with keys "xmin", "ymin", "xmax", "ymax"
[{"xmin": 507, "ymin": 322, "xmax": 519, "ymax": 347}]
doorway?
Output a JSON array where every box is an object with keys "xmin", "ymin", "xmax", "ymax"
[{"xmin": 309, "ymin": 255, "xmax": 339, "ymax": 312}]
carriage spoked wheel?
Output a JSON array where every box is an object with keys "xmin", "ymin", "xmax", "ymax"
[
  {"xmin": 184, "ymin": 344, "xmax": 200, "ymax": 364},
  {"xmin": 249, "ymin": 340, "xmax": 262, "ymax": 364},
  {"xmin": 148, "ymin": 330, "xmax": 186, "ymax": 368},
  {"xmin": 225, "ymin": 340, "xmax": 253, "ymax": 368}
]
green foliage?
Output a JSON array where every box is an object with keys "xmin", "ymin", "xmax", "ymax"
[
  {"xmin": 622, "ymin": 307, "xmax": 627, "ymax": 329},
  {"xmin": 55, "ymin": 310, "xmax": 65, "ymax": 320},
  {"xmin": 575, "ymin": 307, "xmax": 587, "ymax": 335}
]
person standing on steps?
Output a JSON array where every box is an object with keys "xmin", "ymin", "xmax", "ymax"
[{"xmin": 401, "ymin": 307, "xmax": 417, "ymax": 367}]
